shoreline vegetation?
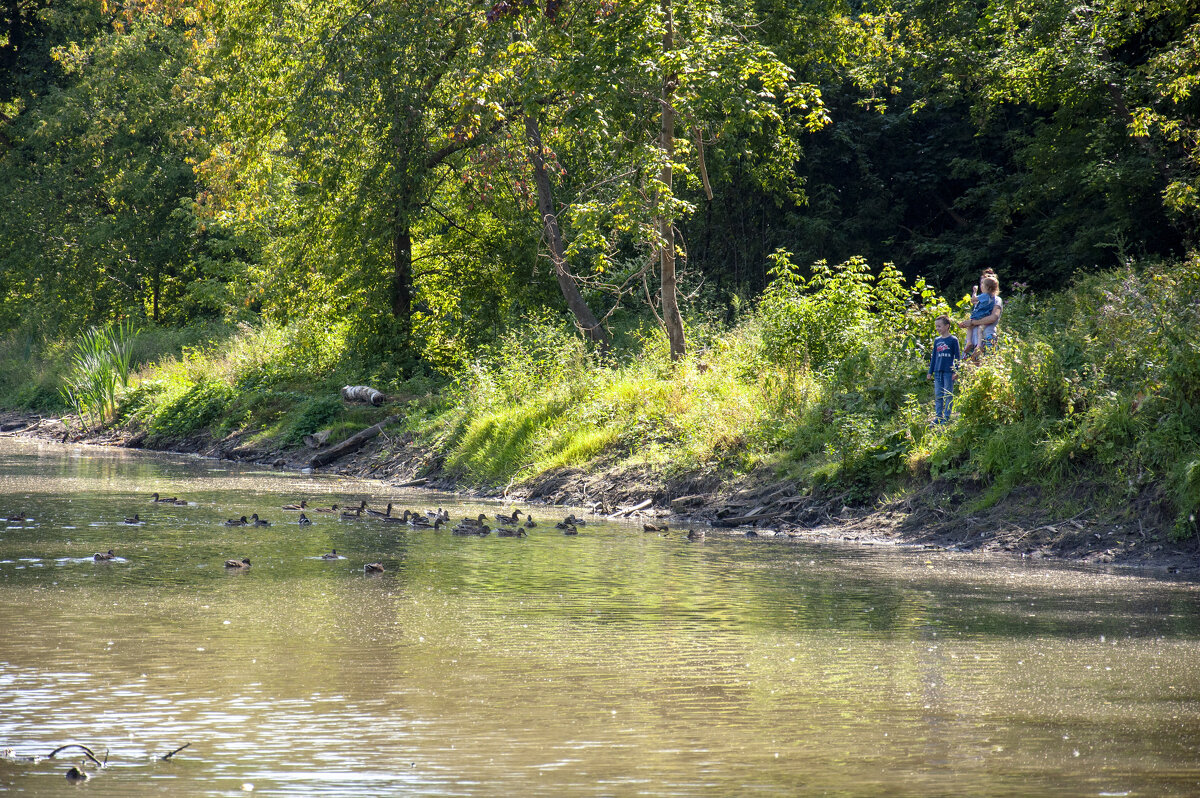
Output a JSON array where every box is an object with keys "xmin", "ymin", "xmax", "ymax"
[
  {"xmin": 3, "ymin": 255, "xmax": 1199, "ymax": 572},
  {"xmin": 3, "ymin": 0, "xmax": 1200, "ymax": 572}
]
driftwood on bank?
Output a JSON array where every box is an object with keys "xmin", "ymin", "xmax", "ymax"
[
  {"xmin": 341, "ymin": 385, "xmax": 387, "ymax": 406},
  {"xmin": 308, "ymin": 415, "xmax": 398, "ymax": 468}
]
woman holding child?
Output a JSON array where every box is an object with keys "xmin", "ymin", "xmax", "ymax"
[{"xmin": 960, "ymin": 268, "xmax": 1002, "ymax": 357}]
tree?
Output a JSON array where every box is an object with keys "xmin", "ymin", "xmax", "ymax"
[
  {"xmin": 0, "ymin": 5, "xmax": 245, "ymax": 334},
  {"xmin": 470, "ymin": 0, "xmax": 831, "ymax": 358},
  {"xmin": 197, "ymin": 0, "xmax": 496, "ymax": 349}
]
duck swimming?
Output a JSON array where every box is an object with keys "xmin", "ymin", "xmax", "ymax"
[
  {"xmin": 224, "ymin": 516, "xmax": 249, "ymax": 527},
  {"xmin": 124, "ymin": 514, "xmax": 141, "ymax": 525},
  {"xmin": 250, "ymin": 513, "xmax": 271, "ymax": 527},
  {"xmin": 151, "ymin": 492, "xmax": 177, "ymax": 503},
  {"xmin": 364, "ymin": 562, "xmax": 384, "ymax": 573},
  {"xmin": 321, "ymin": 549, "xmax": 339, "ymax": 560},
  {"xmin": 496, "ymin": 509, "xmax": 522, "ymax": 526},
  {"xmin": 93, "ymin": 549, "xmax": 116, "ymax": 561},
  {"xmin": 314, "ymin": 504, "xmax": 339, "ymax": 513},
  {"xmin": 365, "ymin": 502, "xmax": 393, "ymax": 519},
  {"xmin": 298, "ymin": 513, "xmax": 312, "ymax": 525},
  {"xmin": 225, "ymin": 557, "xmax": 251, "ymax": 568},
  {"xmin": 282, "ymin": 500, "xmax": 307, "ymax": 511}
]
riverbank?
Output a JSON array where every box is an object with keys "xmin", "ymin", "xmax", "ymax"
[{"xmin": 5, "ymin": 408, "xmax": 1196, "ymax": 573}]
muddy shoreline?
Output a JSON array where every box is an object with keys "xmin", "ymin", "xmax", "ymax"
[{"xmin": 4, "ymin": 410, "xmax": 1197, "ymax": 573}]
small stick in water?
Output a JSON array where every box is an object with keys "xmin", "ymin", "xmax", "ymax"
[{"xmin": 160, "ymin": 742, "xmax": 191, "ymax": 761}]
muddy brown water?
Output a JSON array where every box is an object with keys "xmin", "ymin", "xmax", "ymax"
[{"xmin": 1, "ymin": 437, "xmax": 1198, "ymax": 796}]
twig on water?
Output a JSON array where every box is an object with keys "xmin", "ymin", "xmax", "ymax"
[{"xmin": 160, "ymin": 742, "xmax": 191, "ymax": 761}]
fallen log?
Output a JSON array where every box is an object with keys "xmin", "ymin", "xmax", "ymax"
[
  {"xmin": 308, "ymin": 415, "xmax": 398, "ymax": 468},
  {"xmin": 614, "ymin": 498, "xmax": 653, "ymax": 517},
  {"xmin": 341, "ymin": 385, "xmax": 387, "ymax": 406},
  {"xmin": 670, "ymin": 494, "xmax": 706, "ymax": 510},
  {"xmin": 392, "ymin": 477, "xmax": 428, "ymax": 488}
]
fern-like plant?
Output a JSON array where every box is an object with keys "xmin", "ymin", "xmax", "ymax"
[{"xmin": 60, "ymin": 321, "xmax": 138, "ymax": 429}]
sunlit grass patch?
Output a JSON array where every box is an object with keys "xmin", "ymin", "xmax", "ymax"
[
  {"xmin": 532, "ymin": 425, "xmax": 621, "ymax": 473},
  {"xmin": 445, "ymin": 395, "xmax": 572, "ymax": 483}
]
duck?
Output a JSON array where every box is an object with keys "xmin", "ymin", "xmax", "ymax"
[
  {"xmin": 5, "ymin": 514, "xmax": 25, "ymax": 523},
  {"xmin": 452, "ymin": 523, "xmax": 490, "ymax": 536},
  {"xmin": 225, "ymin": 557, "xmax": 251, "ymax": 568},
  {"xmin": 250, "ymin": 513, "xmax": 271, "ymax": 527},
  {"xmin": 151, "ymin": 492, "xmax": 177, "ymax": 503},
  {"xmin": 561, "ymin": 524, "xmax": 578, "ymax": 535},
  {"xmin": 93, "ymin": 549, "xmax": 116, "ymax": 561},
  {"xmin": 364, "ymin": 562, "xmax": 385, "ymax": 573},
  {"xmin": 365, "ymin": 502, "xmax": 393, "ymax": 519},
  {"xmin": 282, "ymin": 500, "xmax": 307, "ymax": 511},
  {"xmin": 65, "ymin": 767, "xmax": 90, "ymax": 783},
  {"xmin": 426, "ymin": 508, "xmax": 450, "ymax": 523},
  {"xmin": 225, "ymin": 516, "xmax": 249, "ymax": 527},
  {"xmin": 321, "ymin": 549, "xmax": 339, "ymax": 560},
  {"xmin": 523, "ymin": 515, "xmax": 537, "ymax": 528},
  {"xmin": 686, "ymin": 528, "xmax": 705, "ymax": 540},
  {"xmin": 451, "ymin": 513, "xmax": 488, "ymax": 534},
  {"xmin": 496, "ymin": 509, "xmax": 522, "ymax": 526},
  {"xmin": 341, "ymin": 502, "xmax": 366, "ymax": 519},
  {"xmin": 124, "ymin": 514, "xmax": 141, "ymax": 524},
  {"xmin": 643, "ymin": 522, "xmax": 668, "ymax": 533},
  {"xmin": 297, "ymin": 513, "xmax": 312, "ymax": 526},
  {"xmin": 496, "ymin": 527, "xmax": 527, "ymax": 537},
  {"xmin": 381, "ymin": 510, "xmax": 411, "ymax": 524},
  {"xmin": 564, "ymin": 513, "xmax": 587, "ymax": 526},
  {"xmin": 314, "ymin": 504, "xmax": 340, "ymax": 513}
]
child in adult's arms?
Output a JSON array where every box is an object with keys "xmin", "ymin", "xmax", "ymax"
[
  {"xmin": 961, "ymin": 273, "xmax": 1002, "ymax": 359},
  {"xmin": 928, "ymin": 315, "xmax": 960, "ymax": 425}
]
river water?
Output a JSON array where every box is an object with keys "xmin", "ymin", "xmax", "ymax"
[{"xmin": 1, "ymin": 437, "xmax": 1198, "ymax": 796}]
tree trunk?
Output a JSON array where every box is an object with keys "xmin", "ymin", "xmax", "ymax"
[
  {"xmin": 151, "ymin": 268, "xmax": 160, "ymax": 322},
  {"xmin": 391, "ymin": 222, "xmax": 413, "ymax": 323},
  {"xmin": 659, "ymin": 0, "xmax": 686, "ymax": 361},
  {"xmin": 523, "ymin": 111, "xmax": 610, "ymax": 349}
]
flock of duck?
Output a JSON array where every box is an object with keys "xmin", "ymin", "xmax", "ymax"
[{"xmin": 67, "ymin": 494, "xmax": 641, "ymax": 575}]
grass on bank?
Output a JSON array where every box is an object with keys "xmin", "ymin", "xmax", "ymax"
[{"xmin": 2, "ymin": 253, "xmax": 1198, "ymax": 538}]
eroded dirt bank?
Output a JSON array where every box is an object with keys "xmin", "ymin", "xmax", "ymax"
[{"xmin": 4, "ymin": 410, "xmax": 1197, "ymax": 573}]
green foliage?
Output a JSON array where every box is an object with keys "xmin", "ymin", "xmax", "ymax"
[{"xmin": 60, "ymin": 322, "xmax": 138, "ymax": 429}]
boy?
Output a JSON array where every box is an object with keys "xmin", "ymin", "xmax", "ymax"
[{"xmin": 927, "ymin": 315, "xmax": 960, "ymax": 425}]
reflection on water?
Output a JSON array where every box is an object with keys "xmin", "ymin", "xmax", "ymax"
[{"xmin": 2, "ymin": 437, "xmax": 1199, "ymax": 796}]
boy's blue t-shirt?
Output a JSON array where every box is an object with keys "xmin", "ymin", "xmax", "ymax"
[
  {"xmin": 929, "ymin": 335, "xmax": 960, "ymax": 374},
  {"xmin": 970, "ymin": 292, "xmax": 996, "ymax": 320}
]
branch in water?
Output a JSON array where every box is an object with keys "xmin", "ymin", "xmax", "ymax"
[
  {"xmin": 161, "ymin": 743, "xmax": 191, "ymax": 761},
  {"xmin": 47, "ymin": 744, "xmax": 104, "ymax": 768}
]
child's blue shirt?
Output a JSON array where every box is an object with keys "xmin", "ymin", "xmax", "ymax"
[
  {"xmin": 970, "ymin": 292, "xmax": 996, "ymax": 321},
  {"xmin": 929, "ymin": 335, "xmax": 960, "ymax": 374}
]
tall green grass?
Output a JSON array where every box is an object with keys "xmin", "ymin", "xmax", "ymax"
[{"xmin": 61, "ymin": 321, "xmax": 138, "ymax": 429}]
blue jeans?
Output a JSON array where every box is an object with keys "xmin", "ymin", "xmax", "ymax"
[{"xmin": 933, "ymin": 372, "xmax": 954, "ymax": 424}]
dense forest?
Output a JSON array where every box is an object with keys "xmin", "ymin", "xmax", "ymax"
[{"xmin": 1, "ymin": 0, "xmax": 1198, "ymax": 536}]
